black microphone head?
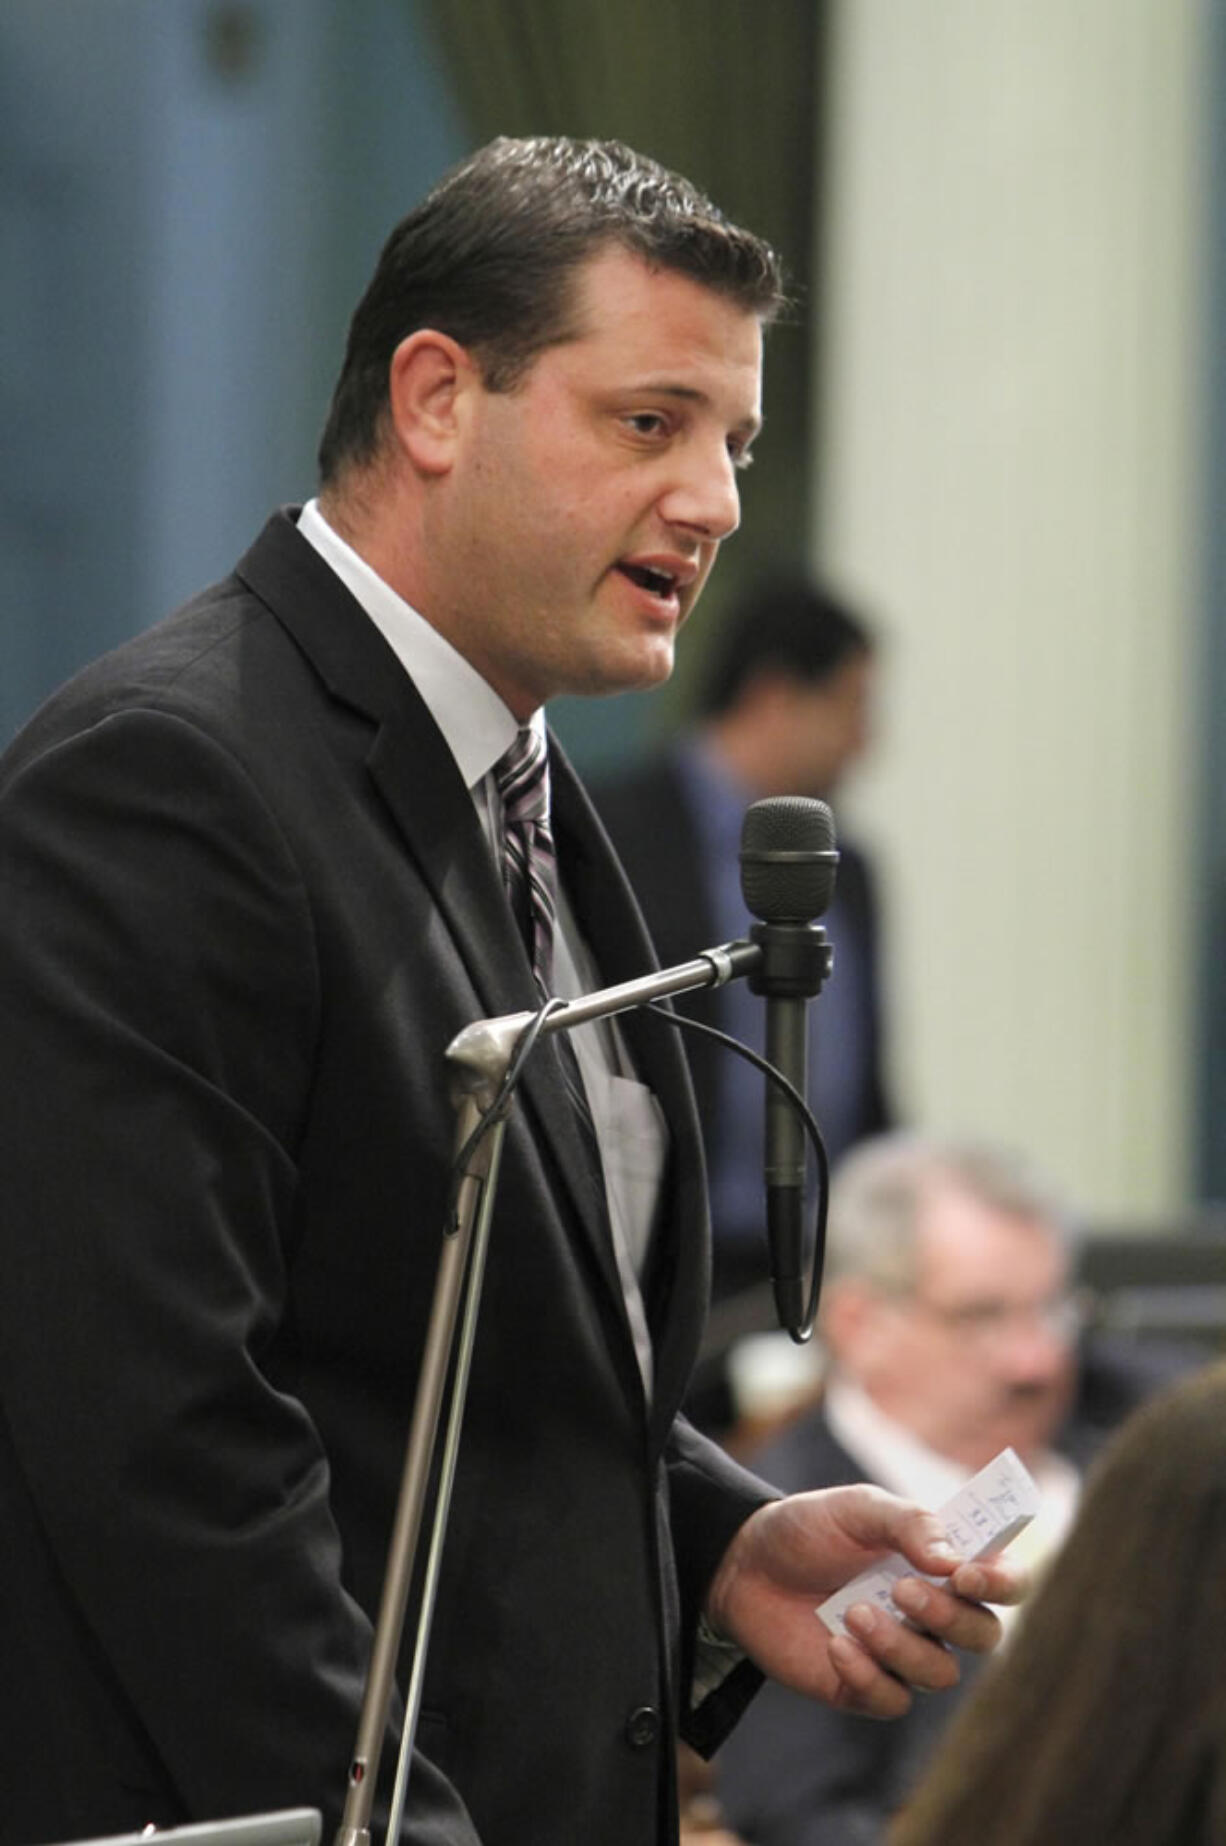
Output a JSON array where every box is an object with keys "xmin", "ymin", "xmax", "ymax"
[{"xmin": 739, "ymin": 796, "xmax": 839, "ymax": 922}]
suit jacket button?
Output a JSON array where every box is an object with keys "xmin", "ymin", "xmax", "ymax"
[{"xmin": 624, "ymin": 1705, "xmax": 660, "ymax": 1748}]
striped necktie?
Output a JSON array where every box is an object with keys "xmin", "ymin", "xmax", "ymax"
[
  {"xmin": 494, "ymin": 728, "xmax": 608, "ymax": 1212},
  {"xmin": 494, "ymin": 725, "xmax": 558, "ymax": 995}
]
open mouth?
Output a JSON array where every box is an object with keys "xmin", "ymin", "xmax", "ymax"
[{"xmin": 618, "ymin": 563, "xmax": 679, "ymax": 599}]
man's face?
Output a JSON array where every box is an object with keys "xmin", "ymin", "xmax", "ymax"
[
  {"xmin": 835, "ymin": 1179, "xmax": 1078, "ymax": 1469},
  {"xmin": 432, "ymin": 245, "xmax": 764, "ymax": 718},
  {"xmin": 781, "ymin": 650, "xmax": 875, "ymax": 799}
]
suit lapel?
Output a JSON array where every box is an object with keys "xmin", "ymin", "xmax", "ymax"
[
  {"xmin": 235, "ymin": 513, "xmax": 628, "ymax": 1326},
  {"xmin": 364, "ymin": 716, "xmax": 619, "ymax": 1289},
  {"xmin": 553, "ymin": 751, "xmax": 712, "ymax": 1439}
]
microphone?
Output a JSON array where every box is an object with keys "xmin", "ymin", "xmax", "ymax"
[{"xmin": 739, "ymin": 797, "xmax": 839, "ymax": 1337}]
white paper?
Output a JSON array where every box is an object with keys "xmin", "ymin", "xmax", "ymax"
[{"xmin": 817, "ymin": 1445, "xmax": 1040, "ymax": 1637}]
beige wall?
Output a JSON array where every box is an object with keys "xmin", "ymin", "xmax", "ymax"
[{"xmin": 815, "ymin": 0, "xmax": 1206, "ymax": 1221}]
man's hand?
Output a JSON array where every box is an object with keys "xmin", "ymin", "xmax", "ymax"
[{"xmin": 704, "ymin": 1485, "xmax": 1027, "ymax": 1719}]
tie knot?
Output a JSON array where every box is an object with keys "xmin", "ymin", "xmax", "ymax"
[{"xmin": 494, "ymin": 726, "xmax": 549, "ymax": 829}]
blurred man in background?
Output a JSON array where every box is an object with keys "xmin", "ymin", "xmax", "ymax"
[
  {"xmin": 713, "ymin": 1130, "xmax": 1192, "ymax": 1846},
  {"xmin": 594, "ymin": 576, "xmax": 892, "ymax": 1323}
]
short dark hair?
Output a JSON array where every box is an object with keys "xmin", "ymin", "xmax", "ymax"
[
  {"xmin": 696, "ymin": 574, "xmax": 874, "ymax": 718},
  {"xmin": 317, "ymin": 135, "xmax": 784, "ymax": 486}
]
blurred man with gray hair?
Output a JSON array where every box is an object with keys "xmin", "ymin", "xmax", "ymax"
[{"xmin": 714, "ymin": 1130, "xmax": 1177, "ymax": 1846}]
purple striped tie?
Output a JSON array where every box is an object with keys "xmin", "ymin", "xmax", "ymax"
[
  {"xmin": 494, "ymin": 727, "xmax": 558, "ymax": 995},
  {"xmin": 494, "ymin": 729, "xmax": 605, "ymax": 1184}
]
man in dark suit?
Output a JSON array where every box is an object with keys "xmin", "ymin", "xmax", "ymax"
[
  {"xmin": 714, "ymin": 1131, "xmax": 1186, "ymax": 1846},
  {"xmin": 0, "ymin": 139, "xmax": 1020, "ymax": 1845}
]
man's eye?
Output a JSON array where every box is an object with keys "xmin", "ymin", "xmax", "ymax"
[
  {"xmin": 729, "ymin": 441, "xmax": 755, "ymax": 473},
  {"xmin": 952, "ymin": 1305, "xmax": 1006, "ymax": 1332}
]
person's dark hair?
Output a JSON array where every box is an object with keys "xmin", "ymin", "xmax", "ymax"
[
  {"xmin": 889, "ymin": 1358, "xmax": 1226, "ymax": 1846},
  {"xmin": 318, "ymin": 135, "xmax": 784, "ymax": 486},
  {"xmin": 695, "ymin": 575, "xmax": 873, "ymax": 718}
]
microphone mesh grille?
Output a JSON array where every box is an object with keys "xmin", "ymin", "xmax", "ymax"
[{"xmin": 739, "ymin": 796, "xmax": 839, "ymax": 922}]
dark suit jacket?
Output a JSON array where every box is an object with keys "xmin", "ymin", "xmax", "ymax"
[
  {"xmin": 592, "ymin": 752, "xmax": 892, "ymax": 1268},
  {"xmin": 0, "ymin": 512, "xmax": 772, "ymax": 1844}
]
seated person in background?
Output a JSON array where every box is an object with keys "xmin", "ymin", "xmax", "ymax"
[
  {"xmin": 592, "ymin": 574, "xmax": 891, "ymax": 1316},
  {"xmin": 714, "ymin": 1130, "xmax": 1194, "ymax": 1846},
  {"xmin": 889, "ymin": 1355, "xmax": 1226, "ymax": 1846}
]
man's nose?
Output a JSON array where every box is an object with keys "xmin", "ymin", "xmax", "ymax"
[
  {"xmin": 659, "ymin": 445, "xmax": 742, "ymax": 542},
  {"xmin": 998, "ymin": 1310, "xmax": 1071, "ymax": 1380}
]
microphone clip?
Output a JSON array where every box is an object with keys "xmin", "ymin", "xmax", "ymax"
[{"xmin": 746, "ymin": 918, "xmax": 833, "ymax": 1001}]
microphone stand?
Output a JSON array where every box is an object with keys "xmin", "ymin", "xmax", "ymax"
[{"xmin": 334, "ymin": 938, "xmax": 763, "ymax": 1846}]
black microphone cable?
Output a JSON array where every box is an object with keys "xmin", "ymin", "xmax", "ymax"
[
  {"xmin": 445, "ymin": 931, "xmax": 833, "ymax": 1342},
  {"xmin": 647, "ymin": 1001, "xmax": 829, "ymax": 1342}
]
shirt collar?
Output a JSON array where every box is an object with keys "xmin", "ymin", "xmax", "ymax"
[
  {"xmin": 823, "ymin": 1371, "xmax": 1077, "ymax": 1520},
  {"xmin": 678, "ymin": 733, "xmax": 755, "ymax": 826},
  {"xmin": 823, "ymin": 1373, "xmax": 975, "ymax": 1508},
  {"xmin": 296, "ymin": 498, "xmax": 543, "ymax": 787}
]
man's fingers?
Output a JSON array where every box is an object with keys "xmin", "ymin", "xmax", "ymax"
[
  {"xmin": 950, "ymin": 1556, "xmax": 1030, "ymax": 1607},
  {"xmin": 833, "ymin": 1598, "xmax": 962, "ymax": 1708},
  {"xmin": 846, "ymin": 1599, "xmax": 962, "ymax": 1691},
  {"xmin": 891, "ymin": 1575, "xmax": 1004, "ymax": 1655},
  {"xmin": 826, "ymin": 1631, "xmax": 915, "ymax": 1719}
]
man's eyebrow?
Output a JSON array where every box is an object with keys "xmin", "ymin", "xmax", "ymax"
[{"xmin": 621, "ymin": 380, "xmax": 763, "ymax": 438}]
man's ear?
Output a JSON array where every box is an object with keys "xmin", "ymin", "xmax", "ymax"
[
  {"xmin": 821, "ymin": 1278, "xmax": 888, "ymax": 1368},
  {"xmin": 387, "ymin": 330, "xmax": 477, "ymax": 476},
  {"xmin": 736, "ymin": 668, "xmax": 804, "ymax": 725}
]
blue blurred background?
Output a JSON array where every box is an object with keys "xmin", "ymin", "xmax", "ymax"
[{"xmin": 3, "ymin": 0, "xmax": 1225, "ymax": 1243}]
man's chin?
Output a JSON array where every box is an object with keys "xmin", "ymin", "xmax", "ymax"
[
  {"xmin": 988, "ymin": 1424, "xmax": 1058, "ymax": 1468},
  {"xmin": 583, "ymin": 644, "xmax": 676, "ymax": 699}
]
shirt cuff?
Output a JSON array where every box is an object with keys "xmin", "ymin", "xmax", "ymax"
[{"xmin": 691, "ymin": 1611, "xmax": 746, "ymax": 1708}]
